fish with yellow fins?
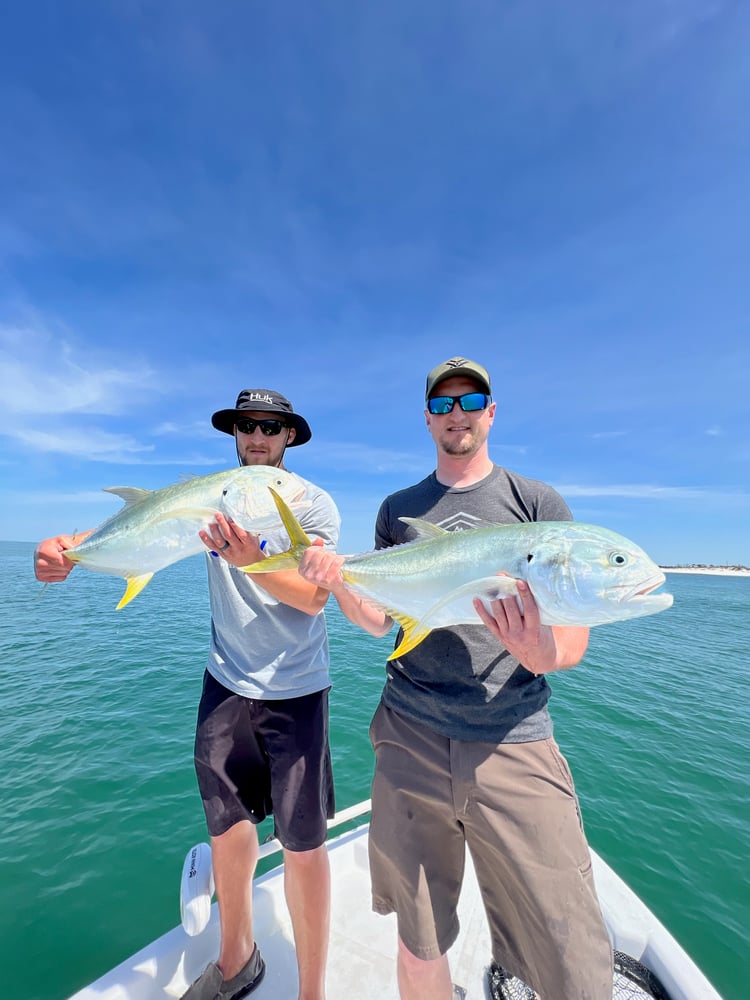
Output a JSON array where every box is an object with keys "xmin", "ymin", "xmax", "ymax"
[
  {"xmin": 242, "ymin": 488, "xmax": 674, "ymax": 660},
  {"xmin": 60, "ymin": 467, "xmax": 311, "ymax": 609}
]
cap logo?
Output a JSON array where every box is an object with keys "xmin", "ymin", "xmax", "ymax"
[
  {"xmin": 247, "ymin": 392, "xmax": 274, "ymax": 403},
  {"xmin": 444, "ymin": 358, "xmax": 470, "ymax": 368}
]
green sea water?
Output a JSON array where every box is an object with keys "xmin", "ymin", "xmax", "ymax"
[{"xmin": 1, "ymin": 542, "xmax": 748, "ymax": 1000}]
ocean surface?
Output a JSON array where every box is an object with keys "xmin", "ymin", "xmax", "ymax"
[{"xmin": 1, "ymin": 541, "xmax": 748, "ymax": 1000}]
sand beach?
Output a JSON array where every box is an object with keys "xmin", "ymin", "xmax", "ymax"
[{"xmin": 662, "ymin": 566, "xmax": 750, "ymax": 578}]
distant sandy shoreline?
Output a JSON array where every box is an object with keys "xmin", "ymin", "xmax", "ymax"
[{"xmin": 662, "ymin": 566, "xmax": 750, "ymax": 578}]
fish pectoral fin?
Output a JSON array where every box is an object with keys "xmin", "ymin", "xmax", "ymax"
[
  {"xmin": 400, "ymin": 576, "xmax": 521, "ymax": 640},
  {"xmin": 464, "ymin": 575, "xmax": 520, "ymax": 606},
  {"xmin": 386, "ymin": 576, "xmax": 523, "ymax": 662},
  {"xmin": 148, "ymin": 506, "xmax": 221, "ymax": 527},
  {"xmin": 397, "ymin": 517, "xmax": 450, "ymax": 540},
  {"xmin": 387, "ymin": 613, "xmax": 433, "ymax": 661},
  {"xmin": 116, "ymin": 573, "xmax": 155, "ymax": 609}
]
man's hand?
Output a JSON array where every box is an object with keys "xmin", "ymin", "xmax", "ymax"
[
  {"xmin": 34, "ymin": 533, "xmax": 91, "ymax": 583},
  {"xmin": 199, "ymin": 511, "xmax": 267, "ymax": 566},
  {"xmin": 473, "ymin": 579, "xmax": 588, "ymax": 674},
  {"xmin": 298, "ymin": 543, "xmax": 346, "ymax": 592}
]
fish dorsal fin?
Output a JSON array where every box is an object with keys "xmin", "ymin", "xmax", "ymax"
[
  {"xmin": 104, "ymin": 486, "xmax": 152, "ymax": 509},
  {"xmin": 116, "ymin": 572, "xmax": 155, "ymax": 609},
  {"xmin": 398, "ymin": 517, "xmax": 449, "ymax": 540}
]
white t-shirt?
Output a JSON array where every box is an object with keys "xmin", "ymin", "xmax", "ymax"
[{"xmin": 205, "ymin": 475, "xmax": 340, "ymax": 699}]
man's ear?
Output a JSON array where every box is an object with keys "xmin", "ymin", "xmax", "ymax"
[{"xmin": 287, "ymin": 426, "xmax": 297, "ymax": 444}]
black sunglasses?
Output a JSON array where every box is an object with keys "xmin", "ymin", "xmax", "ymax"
[
  {"xmin": 427, "ymin": 392, "xmax": 491, "ymax": 415},
  {"xmin": 235, "ymin": 417, "xmax": 288, "ymax": 436}
]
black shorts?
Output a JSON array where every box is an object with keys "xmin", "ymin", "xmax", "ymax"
[{"xmin": 194, "ymin": 670, "xmax": 335, "ymax": 850}]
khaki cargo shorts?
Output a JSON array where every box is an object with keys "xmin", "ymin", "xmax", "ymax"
[{"xmin": 368, "ymin": 702, "xmax": 612, "ymax": 999}]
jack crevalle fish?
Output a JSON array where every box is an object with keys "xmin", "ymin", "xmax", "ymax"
[
  {"xmin": 244, "ymin": 489, "xmax": 673, "ymax": 659},
  {"xmin": 61, "ymin": 467, "xmax": 311, "ymax": 609}
]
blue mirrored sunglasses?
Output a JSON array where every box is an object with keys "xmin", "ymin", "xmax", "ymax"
[{"xmin": 427, "ymin": 392, "xmax": 491, "ymax": 415}]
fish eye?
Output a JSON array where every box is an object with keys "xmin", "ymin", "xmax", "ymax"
[
  {"xmin": 222, "ymin": 488, "xmax": 228, "ymax": 496},
  {"xmin": 527, "ymin": 553, "xmax": 534, "ymax": 563},
  {"xmin": 609, "ymin": 551, "xmax": 628, "ymax": 566}
]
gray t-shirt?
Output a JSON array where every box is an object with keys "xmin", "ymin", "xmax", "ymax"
[
  {"xmin": 375, "ymin": 465, "xmax": 573, "ymax": 742},
  {"xmin": 205, "ymin": 475, "xmax": 340, "ymax": 700}
]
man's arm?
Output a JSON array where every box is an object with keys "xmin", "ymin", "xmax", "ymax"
[
  {"xmin": 34, "ymin": 531, "xmax": 94, "ymax": 583},
  {"xmin": 474, "ymin": 579, "xmax": 589, "ymax": 674},
  {"xmin": 298, "ymin": 545, "xmax": 394, "ymax": 638}
]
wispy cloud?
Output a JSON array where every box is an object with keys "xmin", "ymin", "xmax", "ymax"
[
  {"xmin": 588, "ymin": 431, "xmax": 629, "ymax": 441},
  {"xmin": 12, "ymin": 427, "xmax": 154, "ymax": 462},
  {"xmin": 0, "ymin": 322, "xmax": 157, "ymax": 420},
  {"xmin": 556, "ymin": 483, "xmax": 748, "ymax": 502}
]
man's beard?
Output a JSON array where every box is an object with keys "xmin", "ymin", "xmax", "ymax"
[{"xmin": 440, "ymin": 429, "xmax": 483, "ymax": 456}]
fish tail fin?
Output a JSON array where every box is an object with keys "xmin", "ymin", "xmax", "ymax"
[
  {"xmin": 117, "ymin": 572, "xmax": 154, "ymax": 609},
  {"xmin": 239, "ymin": 487, "xmax": 312, "ymax": 574},
  {"xmin": 387, "ymin": 613, "xmax": 433, "ymax": 661}
]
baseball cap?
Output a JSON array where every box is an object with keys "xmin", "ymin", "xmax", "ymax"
[{"xmin": 425, "ymin": 357, "xmax": 492, "ymax": 400}]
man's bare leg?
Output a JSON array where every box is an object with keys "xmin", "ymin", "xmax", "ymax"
[
  {"xmin": 397, "ymin": 937, "xmax": 453, "ymax": 1000},
  {"xmin": 283, "ymin": 843, "xmax": 330, "ymax": 1000},
  {"xmin": 211, "ymin": 820, "xmax": 260, "ymax": 979}
]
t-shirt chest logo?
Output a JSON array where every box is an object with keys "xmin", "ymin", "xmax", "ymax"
[{"xmin": 435, "ymin": 512, "xmax": 485, "ymax": 532}]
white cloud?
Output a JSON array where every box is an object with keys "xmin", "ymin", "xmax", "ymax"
[
  {"xmin": 13, "ymin": 427, "xmax": 154, "ymax": 462},
  {"xmin": 0, "ymin": 322, "xmax": 157, "ymax": 421},
  {"xmin": 556, "ymin": 483, "xmax": 748, "ymax": 502}
]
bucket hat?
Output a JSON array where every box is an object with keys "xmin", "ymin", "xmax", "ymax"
[{"xmin": 211, "ymin": 389, "xmax": 311, "ymax": 446}]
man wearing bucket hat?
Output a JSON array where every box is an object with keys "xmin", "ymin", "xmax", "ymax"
[
  {"xmin": 34, "ymin": 387, "xmax": 340, "ymax": 1000},
  {"xmin": 297, "ymin": 358, "xmax": 612, "ymax": 1000}
]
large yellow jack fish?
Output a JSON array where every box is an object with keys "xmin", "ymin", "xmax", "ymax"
[
  {"xmin": 61, "ymin": 467, "xmax": 311, "ymax": 609},
  {"xmin": 243, "ymin": 488, "xmax": 673, "ymax": 660}
]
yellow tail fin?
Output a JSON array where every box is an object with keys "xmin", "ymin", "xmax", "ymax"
[{"xmin": 239, "ymin": 487, "xmax": 312, "ymax": 573}]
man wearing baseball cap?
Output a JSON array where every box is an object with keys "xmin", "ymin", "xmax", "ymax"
[
  {"xmin": 298, "ymin": 357, "xmax": 612, "ymax": 1000},
  {"xmin": 34, "ymin": 387, "xmax": 340, "ymax": 1000}
]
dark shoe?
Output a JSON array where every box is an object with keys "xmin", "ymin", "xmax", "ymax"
[
  {"xmin": 486, "ymin": 961, "xmax": 537, "ymax": 1000},
  {"xmin": 182, "ymin": 945, "xmax": 266, "ymax": 999}
]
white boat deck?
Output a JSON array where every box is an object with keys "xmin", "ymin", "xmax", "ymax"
[{"xmin": 70, "ymin": 812, "xmax": 723, "ymax": 1000}]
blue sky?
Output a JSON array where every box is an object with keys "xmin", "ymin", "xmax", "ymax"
[{"xmin": 1, "ymin": 2, "xmax": 748, "ymax": 564}]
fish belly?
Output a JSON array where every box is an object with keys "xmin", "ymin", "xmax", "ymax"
[{"xmin": 72, "ymin": 517, "xmax": 212, "ymax": 577}]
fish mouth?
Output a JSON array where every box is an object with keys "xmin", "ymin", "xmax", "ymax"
[{"xmin": 617, "ymin": 572, "xmax": 672, "ymax": 604}]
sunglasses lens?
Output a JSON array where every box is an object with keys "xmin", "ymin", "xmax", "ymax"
[
  {"xmin": 459, "ymin": 393, "xmax": 489, "ymax": 412},
  {"xmin": 428, "ymin": 396, "xmax": 453, "ymax": 415},
  {"xmin": 236, "ymin": 418, "xmax": 286, "ymax": 436},
  {"xmin": 428, "ymin": 393, "xmax": 489, "ymax": 414}
]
